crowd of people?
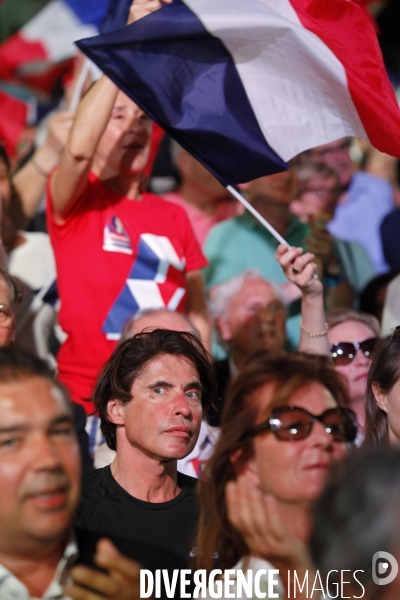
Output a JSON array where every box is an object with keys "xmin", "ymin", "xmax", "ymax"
[{"xmin": 1, "ymin": 0, "xmax": 400, "ymax": 599}]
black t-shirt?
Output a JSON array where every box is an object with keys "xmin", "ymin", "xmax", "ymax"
[{"xmin": 76, "ymin": 466, "xmax": 199, "ymax": 566}]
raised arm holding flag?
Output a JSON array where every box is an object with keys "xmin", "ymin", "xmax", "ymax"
[
  {"xmin": 46, "ymin": 0, "xmax": 210, "ymax": 438},
  {"xmin": 76, "ymin": 0, "xmax": 400, "ymax": 270}
]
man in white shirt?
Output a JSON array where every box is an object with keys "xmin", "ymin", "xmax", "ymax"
[{"xmin": 0, "ymin": 347, "xmax": 141, "ymax": 600}]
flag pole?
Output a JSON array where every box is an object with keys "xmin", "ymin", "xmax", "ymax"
[
  {"xmin": 226, "ymin": 185, "xmax": 288, "ymax": 246},
  {"xmin": 226, "ymin": 185, "xmax": 319, "ymax": 279}
]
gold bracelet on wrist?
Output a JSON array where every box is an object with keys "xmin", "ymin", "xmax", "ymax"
[
  {"xmin": 31, "ymin": 156, "xmax": 51, "ymax": 178},
  {"xmin": 300, "ymin": 319, "xmax": 329, "ymax": 338}
]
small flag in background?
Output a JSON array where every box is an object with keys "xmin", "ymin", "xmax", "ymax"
[
  {"xmin": 0, "ymin": 90, "xmax": 28, "ymax": 156},
  {"xmin": 77, "ymin": 0, "xmax": 400, "ymax": 186},
  {"xmin": 0, "ymin": 0, "xmax": 109, "ymax": 82}
]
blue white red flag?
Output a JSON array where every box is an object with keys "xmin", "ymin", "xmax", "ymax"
[{"xmin": 77, "ymin": 0, "xmax": 400, "ymax": 185}]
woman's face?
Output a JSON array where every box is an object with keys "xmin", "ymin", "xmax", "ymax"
[
  {"xmin": 328, "ymin": 321, "xmax": 377, "ymax": 403},
  {"xmin": 244, "ymin": 381, "xmax": 347, "ymax": 504},
  {"xmin": 373, "ymin": 377, "xmax": 400, "ymax": 445}
]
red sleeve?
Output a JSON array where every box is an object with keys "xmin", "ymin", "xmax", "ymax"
[
  {"xmin": 46, "ymin": 170, "xmax": 95, "ymax": 241},
  {"xmin": 177, "ymin": 204, "xmax": 208, "ymax": 272}
]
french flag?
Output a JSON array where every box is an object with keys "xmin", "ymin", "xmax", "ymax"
[
  {"xmin": 0, "ymin": 0, "xmax": 109, "ymax": 81},
  {"xmin": 77, "ymin": 0, "xmax": 400, "ymax": 185}
]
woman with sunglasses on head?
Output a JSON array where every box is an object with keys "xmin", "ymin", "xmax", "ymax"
[
  {"xmin": 195, "ymin": 351, "xmax": 357, "ymax": 599},
  {"xmin": 326, "ymin": 309, "xmax": 380, "ymax": 443},
  {"xmin": 364, "ymin": 328, "xmax": 400, "ymax": 446}
]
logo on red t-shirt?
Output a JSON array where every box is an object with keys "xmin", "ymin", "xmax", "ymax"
[{"xmin": 103, "ymin": 216, "xmax": 133, "ymax": 255}]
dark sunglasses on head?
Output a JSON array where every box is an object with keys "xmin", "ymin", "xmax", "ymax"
[
  {"xmin": 329, "ymin": 338, "xmax": 378, "ymax": 366},
  {"xmin": 248, "ymin": 405, "xmax": 358, "ymax": 443}
]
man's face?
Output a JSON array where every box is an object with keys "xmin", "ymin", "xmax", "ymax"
[
  {"xmin": 0, "ymin": 377, "xmax": 80, "ymax": 555},
  {"xmin": 248, "ymin": 170, "xmax": 295, "ymax": 206},
  {"xmin": 309, "ymin": 138, "xmax": 353, "ymax": 188},
  {"xmin": 218, "ymin": 279, "xmax": 286, "ymax": 363},
  {"xmin": 297, "ymin": 176, "xmax": 339, "ymax": 218},
  {"xmin": 109, "ymin": 354, "xmax": 203, "ymax": 461},
  {"xmin": 95, "ymin": 91, "xmax": 152, "ymax": 176},
  {"xmin": 0, "ymin": 274, "xmax": 15, "ymax": 347}
]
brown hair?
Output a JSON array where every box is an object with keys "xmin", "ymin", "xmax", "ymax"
[
  {"xmin": 326, "ymin": 308, "xmax": 380, "ymax": 337},
  {"xmin": 195, "ymin": 350, "xmax": 351, "ymax": 572},
  {"xmin": 92, "ymin": 328, "xmax": 216, "ymax": 451},
  {"xmin": 364, "ymin": 333, "xmax": 400, "ymax": 445}
]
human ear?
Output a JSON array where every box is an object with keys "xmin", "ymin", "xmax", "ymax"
[
  {"xmin": 216, "ymin": 316, "xmax": 233, "ymax": 342},
  {"xmin": 372, "ymin": 382, "xmax": 388, "ymax": 414},
  {"xmin": 107, "ymin": 399, "xmax": 125, "ymax": 425},
  {"xmin": 230, "ymin": 449, "xmax": 260, "ymax": 489}
]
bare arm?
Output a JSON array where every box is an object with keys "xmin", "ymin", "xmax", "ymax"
[
  {"xmin": 305, "ymin": 217, "xmax": 354, "ymax": 311},
  {"xmin": 184, "ymin": 269, "xmax": 211, "ymax": 349},
  {"xmin": 13, "ymin": 111, "xmax": 74, "ymax": 220},
  {"xmin": 50, "ymin": 76, "xmax": 120, "ymax": 222},
  {"xmin": 276, "ymin": 244, "xmax": 329, "ymax": 356},
  {"xmin": 50, "ymin": 0, "xmax": 173, "ymax": 223}
]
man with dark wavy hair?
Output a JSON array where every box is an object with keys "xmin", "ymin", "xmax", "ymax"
[{"xmin": 76, "ymin": 328, "xmax": 216, "ymax": 565}]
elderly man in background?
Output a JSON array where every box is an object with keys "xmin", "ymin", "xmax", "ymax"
[
  {"xmin": 209, "ymin": 244, "xmax": 331, "ymax": 422},
  {"xmin": 210, "ymin": 270, "xmax": 287, "ymax": 405}
]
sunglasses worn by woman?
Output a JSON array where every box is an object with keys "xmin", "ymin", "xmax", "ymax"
[
  {"xmin": 196, "ymin": 351, "xmax": 353, "ymax": 599},
  {"xmin": 329, "ymin": 338, "xmax": 378, "ymax": 366},
  {"xmin": 248, "ymin": 405, "xmax": 357, "ymax": 443},
  {"xmin": 327, "ymin": 314, "xmax": 381, "ymax": 439}
]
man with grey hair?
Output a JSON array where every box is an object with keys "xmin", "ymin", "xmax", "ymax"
[
  {"xmin": 95, "ymin": 308, "xmax": 219, "ymax": 478},
  {"xmin": 210, "ymin": 270, "xmax": 287, "ymax": 411},
  {"xmin": 210, "ymin": 243, "xmax": 331, "ymax": 420},
  {"xmin": 120, "ymin": 307, "xmax": 199, "ymax": 343}
]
